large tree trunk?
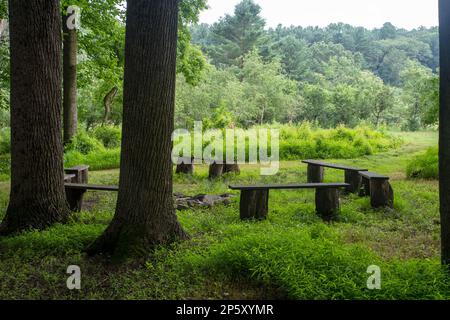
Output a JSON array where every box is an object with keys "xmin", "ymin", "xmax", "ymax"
[
  {"xmin": 0, "ymin": 0, "xmax": 69, "ymax": 235},
  {"xmin": 439, "ymin": 0, "xmax": 450, "ymax": 267},
  {"xmin": 87, "ymin": 0, "xmax": 187, "ymax": 257},
  {"xmin": 62, "ymin": 8, "xmax": 78, "ymax": 145}
]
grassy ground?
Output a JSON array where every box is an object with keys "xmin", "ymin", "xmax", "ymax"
[{"xmin": 0, "ymin": 131, "xmax": 447, "ymax": 300}]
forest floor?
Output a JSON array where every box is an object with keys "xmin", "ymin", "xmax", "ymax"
[{"xmin": 0, "ymin": 131, "xmax": 448, "ymax": 300}]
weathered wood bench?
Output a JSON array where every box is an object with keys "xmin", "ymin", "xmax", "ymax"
[
  {"xmin": 229, "ymin": 183, "xmax": 349, "ymax": 221},
  {"xmin": 359, "ymin": 171, "xmax": 394, "ymax": 208},
  {"xmin": 64, "ymin": 165, "xmax": 118, "ymax": 212},
  {"xmin": 174, "ymin": 156, "xmax": 240, "ymax": 178},
  {"xmin": 302, "ymin": 160, "xmax": 368, "ymax": 193},
  {"xmin": 64, "ymin": 183, "xmax": 118, "ymax": 212}
]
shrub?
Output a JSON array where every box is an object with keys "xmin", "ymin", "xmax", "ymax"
[
  {"xmin": 406, "ymin": 147, "xmax": 438, "ymax": 179},
  {"xmin": 92, "ymin": 125, "xmax": 122, "ymax": 149},
  {"xmin": 65, "ymin": 148, "xmax": 121, "ymax": 171},
  {"xmin": 65, "ymin": 130, "xmax": 105, "ymax": 155}
]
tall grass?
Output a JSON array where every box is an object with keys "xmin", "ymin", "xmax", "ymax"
[{"xmin": 406, "ymin": 147, "xmax": 438, "ymax": 179}]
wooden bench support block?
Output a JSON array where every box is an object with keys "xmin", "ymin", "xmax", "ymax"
[
  {"xmin": 370, "ymin": 179, "xmax": 394, "ymax": 208},
  {"xmin": 223, "ymin": 163, "xmax": 241, "ymax": 175},
  {"xmin": 209, "ymin": 163, "xmax": 224, "ymax": 179},
  {"xmin": 307, "ymin": 164, "xmax": 324, "ymax": 183},
  {"xmin": 315, "ymin": 188, "xmax": 340, "ymax": 221},
  {"xmin": 344, "ymin": 170, "xmax": 362, "ymax": 193},
  {"xmin": 65, "ymin": 187, "xmax": 87, "ymax": 212},
  {"xmin": 359, "ymin": 176, "xmax": 371, "ymax": 197},
  {"xmin": 240, "ymin": 189, "xmax": 269, "ymax": 220},
  {"xmin": 176, "ymin": 163, "xmax": 194, "ymax": 174}
]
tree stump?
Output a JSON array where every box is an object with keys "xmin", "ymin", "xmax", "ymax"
[
  {"xmin": 315, "ymin": 188, "xmax": 340, "ymax": 221},
  {"xmin": 240, "ymin": 189, "xmax": 269, "ymax": 220},
  {"xmin": 344, "ymin": 170, "xmax": 362, "ymax": 193},
  {"xmin": 359, "ymin": 176, "xmax": 371, "ymax": 197},
  {"xmin": 370, "ymin": 179, "xmax": 394, "ymax": 208},
  {"xmin": 307, "ymin": 164, "xmax": 324, "ymax": 183},
  {"xmin": 223, "ymin": 163, "xmax": 240, "ymax": 174},
  {"xmin": 176, "ymin": 161, "xmax": 194, "ymax": 174},
  {"xmin": 209, "ymin": 163, "xmax": 224, "ymax": 179}
]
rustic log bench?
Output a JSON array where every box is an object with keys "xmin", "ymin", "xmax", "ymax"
[
  {"xmin": 64, "ymin": 183, "xmax": 118, "ymax": 212},
  {"xmin": 174, "ymin": 157, "xmax": 240, "ymax": 178},
  {"xmin": 229, "ymin": 183, "xmax": 349, "ymax": 221},
  {"xmin": 302, "ymin": 160, "xmax": 368, "ymax": 193},
  {"xmin": 359, "ymin": 171, "xmax": 394, "ymax": 208}
]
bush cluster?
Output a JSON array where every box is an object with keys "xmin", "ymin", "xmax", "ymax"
[{"xmin": 406, "ymin": 147, "xmax": 438, "ymax": 179}]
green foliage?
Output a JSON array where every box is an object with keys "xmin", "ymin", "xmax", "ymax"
[
  {"xmin": 92, "ymin": 125, "xmax": 122, "ymax": 149},
  {"xmin": 275, "ymin": 124, "xmax": 400, "ymax": 160},
  {"xmin": 64, "ymin": 148, "xmax": 121, "ymax": 171},
  {"xmin": 0, "ymin": 127, "xmax": 9, "ymax": 155},
  {"xmin": 406, "ymin": 147, "xmax": 438, "ymax": 179},
  {"xmin": 65, "ymin": 130, "xmax": 105, "ymax": 155}
]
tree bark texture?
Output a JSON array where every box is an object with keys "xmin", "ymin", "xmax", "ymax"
[
  {"xmin": 87, "ymin": 0, "xmax": 187, "ymax": 257},
  {"xmin": 62, "ymin": 9, "xmax": 78, "ymax": 144},
  {"xmin": 0, "ymin": 0, "xmax": 69, "ymax": 235},
  {"xmin": 440, "ymin": 0, "xmax": 450, "ymax": 267}
]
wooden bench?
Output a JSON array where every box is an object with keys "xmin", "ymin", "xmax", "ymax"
[
  {"xmin": 174, "ymin": 156, "xmax": 240, "ymax": 178},
  {"xmin": 64, "ymin": 165, "xmax": 118, "ymax": 212},
  {"xmin": 229, "ymin": 183, "xmax": 349, "ymax": 221},
  {"xmin": 359, "ymin": 171, "xmax": 394, "ymax": 208},
  {"xmin": 302, "ymin": 160, "xmax": 368, "ymax": 193},
  {"xmin": 64, "ymin": 183, "xmax": 118, "ymax": 212}
]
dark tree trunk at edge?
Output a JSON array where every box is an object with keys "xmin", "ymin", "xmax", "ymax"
[
  {"xmin": 0, "ymin": 0, "xmax": 69, "ymax": 235},
  {"xmin": 87, "ymin": 0, "xmax": 187, "ymax": 257},
  {"xmin": 63, "ymin": 8, "xmax": 78, "ymax": 144},
  {"xmin": 439, "ymin": 0, "xmax": 450, "ymax": 267}
]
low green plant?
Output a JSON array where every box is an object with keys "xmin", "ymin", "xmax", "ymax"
[
  {"xmin": 406, "ymin": 147, "xmax": 438, "ymax": 179},
  {"xmin": 92, "ymin": 125, "xmax": 122, "ymax": 149},
  {"xmin": 0, "ymin": 127, "xmax": 10, "ymax": 155}
]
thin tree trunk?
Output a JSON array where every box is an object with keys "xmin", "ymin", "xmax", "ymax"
[
  {"xmin": 0, "ymin": 0, "xmax": 69, "ymax": 235},
  {"xmin": 62, "ymin": 8, "xmax": 78, "ymax": 144},
  {"xmin": 439, "ymin": 0, "xmax": 450, "ymax": 267},
  {"xmin": 87, "ymin": 0, "xmax": 187, "ymax": 257},
  {"xmin": 103, "ymin": 86, "xmax": 118, "ymax": 124}
]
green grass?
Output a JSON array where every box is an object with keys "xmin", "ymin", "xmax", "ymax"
[
  {"xmin": 407, "ymin": 146, "xmax": 439, "ymax": 179},
  {"xmin": 0, "ymin": 131, "xmax": 445, "ymax": 300}
]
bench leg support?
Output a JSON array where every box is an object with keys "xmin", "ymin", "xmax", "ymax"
[
  {"xmin": 240, "ymin": 189, "xmax": 269, "ymax": 220},
  {"xmin": 176, "ymin": 163, "xmax": 194, "ymax": 174},
  {"xmin": 65, "ymin": 188, "xmax": 87, "ymax": 212},
  {"xmin": 307, "ymin": 164, "xmax": 324, "ymax": 183},
  {"xmin": 345, "ymin": 170, "xmax": 362, "ymax": 193},
  {"xmin": 209, "ymin": 163, "xmax": 224, "ymax": 179},
  {"xmin": 359, "ymin": 176, "xmax": 370, "ymax": 197},
  {"xmin": 370, "ymin": 180, "xmax": 394, "ymax": 208},
  {"xmin": 315, "ymin": 188, "xmax": 340, "ymax": 221}
]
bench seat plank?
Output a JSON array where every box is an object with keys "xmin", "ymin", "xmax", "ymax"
[
  {"xmin": 359, "ymin": 171, "xmax": 389, "ymax": 180},
  {"xmin": 65, "ymin": 183, "xmax": 119, "ymax": 192},
  {"xmin": 302, "ymin": 159, "xmax": 367, "ymax": 172},
  {"xmin": 229, "ymin": 183, "xmax": 348, "ymax": 191}
]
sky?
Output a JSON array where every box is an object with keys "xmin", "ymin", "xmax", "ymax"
[{"xmin": 199, "ymin": 0, "xmax": 439, "ymax": 30}]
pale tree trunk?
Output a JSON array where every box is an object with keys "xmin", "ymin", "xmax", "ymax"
[
  {"xmin": 103, "ymin": 86, "xmax": 118, "ymax": 124},
  {"xmin": 0, "ymin": 19, "xmax": 7, "ymax": 39},
  {"xmin": 0, "ymin": 0, "xmax": 69, "ymax": 235},
  {"xmin": 439, "ymin": 0, "xmax": 450, "ymax": 267},
  {"xmin": 62, "ymin": 8, "xmax": 78, "ymax": 144},
  {"xmin": 87, "ymin": 0, "xmax": 187, "ymax": 257}
]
